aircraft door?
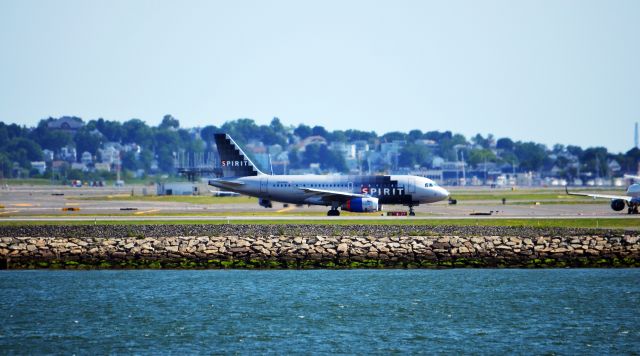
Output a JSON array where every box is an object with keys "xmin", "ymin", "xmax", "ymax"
[
  {"xmin": 408, "ymin": 178, "xmax": 416, "ymax": 194},
  {"xmin": 260, "ymin": 177, "xmax": 268, "ymax": 194}
]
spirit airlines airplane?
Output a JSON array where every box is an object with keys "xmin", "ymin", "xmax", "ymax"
[
  {"xmin": 208, "ymin": 134, "xmax": 450, "ymax": 216},
  {"xmin": 566, "ymin": 184, "xmax": 640, "ymax": 214}
]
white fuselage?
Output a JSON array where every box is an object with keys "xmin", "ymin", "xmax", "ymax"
[
  {"xmin": 209, "ymin": 174, "xmax": 449, "ymax": 206},
  {"xmin": 626, "ymin": 184, "xmax": 640, "ymax": 198}
]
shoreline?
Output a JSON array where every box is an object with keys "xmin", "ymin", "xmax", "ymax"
[{"xmin": 1, "ymin": 224, "xmax": 639, "ymax": 269}]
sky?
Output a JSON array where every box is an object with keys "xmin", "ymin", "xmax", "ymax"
[{"xmin": 0, "ymin": 0, "xmax": 639, "ymax": 153}]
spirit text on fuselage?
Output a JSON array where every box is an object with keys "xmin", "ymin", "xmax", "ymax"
[{"xmin": 361, "ymin": 186, "xmax": 405, "ymax": 196}]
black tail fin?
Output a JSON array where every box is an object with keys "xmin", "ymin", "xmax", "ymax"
[{"xmin": 214, "ymin": 133, "xmax": 265, "ymax": 177}]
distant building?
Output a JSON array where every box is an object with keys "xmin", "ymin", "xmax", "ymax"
[
  {"xmin": 380, "ymin": 140, "xmax": 406, "ymax": 170},
  {"xmin": 99, "ymin": 146, "xmax": 119, "ymax": 164},
  {"xmin": 421, "ymin": 169, "xmax": 444, "ymax": 184},
  {"xmin": 431, "ymin": 157, "xmax": 445, "ymax": 169},
  {"xmin": 51, "ymin": 160, "xmax": 68, "ymax": 171},
  {"xmin": 47, "ymin": 117, "xmax": 84, "ymax": 134},
  {"xmin": 353, "ymin": 140, "xmax": 370, "ymax": 153},
  {"xmin": 42, "ymin": 149, "xmax": 54, "ymax": 162},
  {"xmin": 71, "ymin": 162, "xmax": 88, "ymax": 172},
  {"xmin": 608, "ymin": 160, "xmax": 621, "ymax": 173},
  {"xmin": 268, "ymin": 144, "xmax": 283, "ymax": 156},
  {"xmin": 415, "ymin": 139, "xmax": 438, "ymax": 147},
  {"xmin": 94, "ymin": 163, "xmax": 111, "ymax": 172},
  {"xmin": 380, "ymin": 140, "xmax": 405, "ymax": 156},
  {"xmin": 271, "ymin": 151, "xmax": 290, "ymax": 175},
  {"xmin": 81, "ymin": 151, "xmax": 93, "ymax": 165},
  {"xmin": 122, "ymin": 143, "xmax": 141, "ymax": 155},
  {"xmin": 330, "ymin": 142, "xmax": 356, "ymax": 160},
  {"xmin": 296, "ymin": 136, "xmax": 327, "ymax": 151},
  {"xmin": 156, "ymin": 182, "xmax": 200, "ymax": 196},
  {"xmin": 60, "ymin": 146, "xmax": 77, "ymax": 162},
  {"xmin": 30, "ymin": 161, "xmax": 46, "ymax": 175}
]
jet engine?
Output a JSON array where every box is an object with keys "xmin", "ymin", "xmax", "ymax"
[
  {"xmin": 341, "ymin": 197, "xmax": 379, "ymax": 212},
  {"xmin": 610, "ymin": 199, "xmax": 626, "ymax": 212},
  {"xmin": 259, "ymin": 198, "xmax": 273, "ymax": 208}
]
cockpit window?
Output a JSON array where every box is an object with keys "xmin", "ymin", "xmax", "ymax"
[{"xmin": 425, "ymin": 182, "xmax": 438, "ymax": 188}]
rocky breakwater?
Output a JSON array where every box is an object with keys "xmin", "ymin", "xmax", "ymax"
[{"xmin": 0, "ymin": 225, "xmax": 639, "ymax": 269}]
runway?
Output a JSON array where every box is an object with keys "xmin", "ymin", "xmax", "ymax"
[{"xmin": 1, "ymin": 184, "xmax": 637, "ymax": 222}]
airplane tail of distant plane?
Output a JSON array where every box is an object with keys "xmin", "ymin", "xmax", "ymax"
[{"xmin": 214, "ymin": 133, "xmax": 265, "ymax": 177}]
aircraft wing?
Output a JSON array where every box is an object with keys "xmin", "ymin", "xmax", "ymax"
[
  {"xmin": 624, "ymin": 174, "xmax": 640, "ymax": 180},
  {"xmin": 565, "ymin": 187, "xmax": 631, "ymax": 202},
  {"xmin": 299, "ymin": 187, "xmax": 369, "ymax": 202}
]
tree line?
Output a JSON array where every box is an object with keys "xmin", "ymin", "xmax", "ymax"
[{"xmin": 0, "ymin": 115, "xmax": 638, "ymax": 179}]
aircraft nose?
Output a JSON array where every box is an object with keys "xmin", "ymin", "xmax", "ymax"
[{"xmin": 438, "ymin": 187, "xmax": 450, "ymax": 200}]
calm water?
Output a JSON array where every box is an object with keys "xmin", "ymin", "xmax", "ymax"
[{"xmin": 0, "ymin": 269, "xmax": 639, "ymax": 354}]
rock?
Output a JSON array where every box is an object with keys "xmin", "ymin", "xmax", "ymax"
[
  {"xmin": 112, "ymin": 252, "xmax": 126, "ymax": 259},
  {"xmin": 165, "ymin": 246, "xmax": 179, "ymax": 253},
  {"xmin": 437, "ymin": 237, "xmax": 450, "ymax": 243}
]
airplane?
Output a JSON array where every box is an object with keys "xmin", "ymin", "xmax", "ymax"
[
  {"xmin": 565, "ymin": 184, "xmax": 640, "ymax": 214},
  {"xmin": 208, "ymin": 133, "xmax": 450, "ymax": 216}
]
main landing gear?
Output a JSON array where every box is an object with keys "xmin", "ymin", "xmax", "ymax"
[
  {"xmin": 327, "ymin": 201, "xmax": 341, "ymax": 216},
  {"xmin": 628, "ymin": 205, "xmax": 639, "ymax": 214}
]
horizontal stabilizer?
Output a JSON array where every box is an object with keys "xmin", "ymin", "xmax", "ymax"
[{"xmin": 208, "ymin": 179, "xmax": 245, "ymax": 187}]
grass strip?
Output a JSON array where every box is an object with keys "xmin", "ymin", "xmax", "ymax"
[{"xmin": 0, "ymin": 218, "xmax": 637, "ymax": 229}]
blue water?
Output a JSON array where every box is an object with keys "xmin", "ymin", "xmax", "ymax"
[{"xmin": 0, "ymin": 270, "xmax": 639, "ymax": 354}]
